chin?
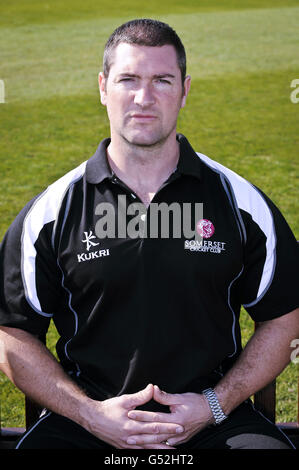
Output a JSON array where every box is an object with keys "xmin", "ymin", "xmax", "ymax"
[{"xmin": 124, "ymin": 130, "xmax": 167, "ymax": 148}]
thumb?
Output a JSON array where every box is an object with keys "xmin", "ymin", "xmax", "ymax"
[
  {"xmin": 124, "ymin": 383, "xmax": 154, "ymax": 409},
  {"xmin": 153, "ymin": 385, "xmax": 181, "ymax": 406}
]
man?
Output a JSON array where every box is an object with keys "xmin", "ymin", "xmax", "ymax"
[{"xmin": 0, "ymin": 19, "xmax": 298, "ymax": 450}]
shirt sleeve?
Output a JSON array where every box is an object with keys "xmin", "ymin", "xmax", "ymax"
[
  {"xmin": 0, "ymin": 195, "xmax": 63, "ymax": 336},
  {"xmin": 236, "ymin": 188, "xmax": 299, "ymax": 322}
]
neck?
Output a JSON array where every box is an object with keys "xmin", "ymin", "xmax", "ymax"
[{"xmin": 106, "ymin": 133, "xmax": 179, "ymax": 206}]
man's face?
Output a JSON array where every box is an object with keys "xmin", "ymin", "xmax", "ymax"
[{"xmin": 99, "ymin": 43, "xmax": 191, "ymax": 148}]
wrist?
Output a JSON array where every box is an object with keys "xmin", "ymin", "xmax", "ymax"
[
  {"xmin": 77, "ymin": 396, "xmax": 102, "ymax": 432},
  {"xmin": 213, "ymin": 382, "xmax": 239, "ymax": 416}
]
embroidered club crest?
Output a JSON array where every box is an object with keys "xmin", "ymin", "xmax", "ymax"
[{"xmin": 196, "ymin": 219, "xmax": 215, "ymax": 239}]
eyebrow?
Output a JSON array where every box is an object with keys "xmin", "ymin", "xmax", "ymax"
[
  {"xmin": 153, "ymin": 74, "xmax": 176, "ymax": 80},
  {"xmin": 116, "ymin": 73, "xmax": 176, "ymax": 79}
]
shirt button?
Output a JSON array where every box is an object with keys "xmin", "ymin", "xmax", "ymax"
[{"xmin": 141, "ymin": 214, "xmax": 146, "ymax": 221}]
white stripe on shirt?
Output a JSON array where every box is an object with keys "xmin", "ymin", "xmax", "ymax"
[
  {"xmin": 197, "ymin": 152, "xmax": 276, "ymax": 304},
  {"xmin": 21, "ymin": 161, "xmax": 87, "ymax": 314}
]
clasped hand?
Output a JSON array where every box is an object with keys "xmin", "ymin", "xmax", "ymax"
[{"xmin": 88, "ymin": 383, "xmax": 213, "ymax": 449}]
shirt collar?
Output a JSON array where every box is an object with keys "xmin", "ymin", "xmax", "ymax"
[
  {"xmin": 176, "ymin": 133, "xmax": 202, "ymax": 180},
  {"xmin": 86, "ymin": 138, "xmax": 112, "ymax": 184},
  {"xmin": 86, "ymin": 133, "xmax": 202, "ymax": 185}
]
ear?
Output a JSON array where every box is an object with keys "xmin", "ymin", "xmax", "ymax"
[
  {"xmin": 180, "ymin": 75, "xmax": 191, "ymax": 109},
  {"xmin": 98, "ymin": 72, "xmax": 107, "ymax": 106}
]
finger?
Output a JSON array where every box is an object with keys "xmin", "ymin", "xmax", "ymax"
[
  {"xmin": 127, "ymin": 433, "xmax": 174, "ymax": 446},
  {"xmin": 143, "ymin": 443, "xmax": 176, "ymax": 449},
  {"xmin": 153, "ymin": 385, "xmax": 182, "ymax": 406},
  {"xmin": 164, "ymin": 436, "xmax": 188, "ymax": 446},
  {"xmin": 128, "ymin": 421, "xmax": 184, "ymax": 435},
  {"xmin": 123, "ymin": 383, "xmax": 154, "ymax": 409},
  {"xmin": 128, "ymin": 409, "xmax": 176, "ymax": 423},
  {"xmin": 122, "ymin": 444, "xmax": 144, "ymax": 450}
]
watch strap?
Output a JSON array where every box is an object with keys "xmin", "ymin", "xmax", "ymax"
[{"xmin": 202, "ymin": 388, "xmax": 228, "ymax": 425}]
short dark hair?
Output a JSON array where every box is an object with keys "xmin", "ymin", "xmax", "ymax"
[{"xmin": 103, "ymin": 19, "xmax": 186, "ymax": 85}]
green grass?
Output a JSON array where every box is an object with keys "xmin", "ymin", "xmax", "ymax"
[
  {"xmin": 0, "ymin": 0, "xmax": 298, "ymax": 428},
  {"xmin": 1, "ymin": 0, "xmax": 299, "ymax": 27}
]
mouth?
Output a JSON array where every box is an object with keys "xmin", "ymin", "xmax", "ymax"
[{"xmin": 130, "ymin": 114, "xmax": 157, "ymax": 121}]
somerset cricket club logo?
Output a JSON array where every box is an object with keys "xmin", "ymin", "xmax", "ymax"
[
  {"xmin": 184, "ymin": 219, "xmax": 226, "ymax": 253},
  {"xmin": 77, "ymin": 230, "xmax": 110, "ymax": 263},
  {"xmin": 196, "ymin": 219, "xmax": 215, "ymax": 239}
]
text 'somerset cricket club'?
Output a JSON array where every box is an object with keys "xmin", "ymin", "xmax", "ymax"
[{"xmin": 185, "ymin": 219, "xmax": 226, "ymax": 253}]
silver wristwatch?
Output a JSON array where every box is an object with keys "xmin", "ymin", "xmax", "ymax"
[{"xmin": 202, "ymin": 388, "xmax": 228, "ymax": 425}]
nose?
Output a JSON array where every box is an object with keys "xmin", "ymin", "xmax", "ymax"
[{"xmin": 134, "ymin": 83, "xmax": 155, "ymax": 108}]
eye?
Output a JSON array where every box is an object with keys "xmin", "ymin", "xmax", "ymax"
[
  {"xmin": 155, "ymin": 78, "xmax": 172, "ymax": 85},
  {"xmin": 117, "ymin": 76, "xmax": 136, "ymax": 83}
]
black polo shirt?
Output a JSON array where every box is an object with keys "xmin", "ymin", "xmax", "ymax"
[{"xmin": 0, "ymin": 134, "xmax": 298, "ymax": 408}]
